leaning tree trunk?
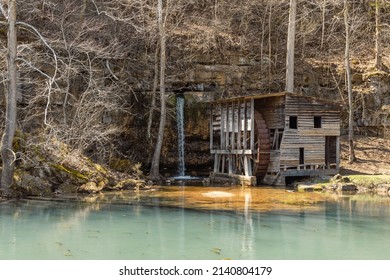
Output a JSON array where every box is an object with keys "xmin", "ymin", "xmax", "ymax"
[
  {"xmin": 344, "ymin": 0, "xmax": 355, "ymax": 163},
  {"xmin": 285, "ymin": 0, "xmax": 297, "ymax": 93},
  {"xmin": 1, "ymin": 0, "xmax": 18, "ymax": 193},
  {"xmin": 149, "ymin": 0, "xmax": 166, "ymax": 179}
]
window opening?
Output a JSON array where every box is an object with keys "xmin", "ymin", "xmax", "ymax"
[
  {"xmin": 289, "ymin": 116, "xmax": 297, "ymax": 129},
  {"xmin": 314, "ymin": 116, "xmax": 322, "ymax": 128}
]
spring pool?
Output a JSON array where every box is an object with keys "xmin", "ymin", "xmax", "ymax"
[{"xmin": 1, "ymin": 186, "xmax": 390, "ymax": 259}]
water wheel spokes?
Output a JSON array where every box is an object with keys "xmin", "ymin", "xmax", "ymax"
[{"xmin": 252, "ymin": 111, "xmax": 271, "ymax": 179}]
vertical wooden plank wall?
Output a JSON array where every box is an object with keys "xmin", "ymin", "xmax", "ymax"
[{"xmin": 210, "ymin": 98, "xmax": 255, "ymax": 177}]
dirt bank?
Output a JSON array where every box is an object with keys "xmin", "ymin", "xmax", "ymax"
[{"xmin": 340, "ymin": 135, "xmax": 390, "ymax": 175}]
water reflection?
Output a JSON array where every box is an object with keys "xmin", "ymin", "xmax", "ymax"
[
  {"xmin": 241, "ymin": 189, "xmax": 254, "ymax": 258},
  {"xmin": 2, "ymin": 187, "xmax": 390, "ymax": 259}
]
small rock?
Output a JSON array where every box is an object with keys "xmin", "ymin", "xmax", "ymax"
[
  {"xmin": 376, "ymin": 184, "xmax": 390, "ymax": 196},
  {"xmin": 332, "ymin": 174, "xmax": 343, "ymax": 181},
  {"xmin": 337, "ymin": 182, "xmax": 357, "ymax": 192},
  {"xmin": 77, "ymin": 182, "xmax": 102, "ymax": 194},
  {"xmin": 297, "ymin": 183, "xmax": 324, "ymax": 192},
  {"xmin": 146, "ymin": 180, "xmax": 154, "ymax": 186},
  {"xmin": 339, "ymin": 177, "xmax": 351, "ymax": 183}
]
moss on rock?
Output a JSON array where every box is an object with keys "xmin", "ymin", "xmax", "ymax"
[
  {"xmin": 7, "ymin": 135, "xmax": 146, "ymax": 197},
  {"xmin": 51, "ymin": 163, "xmax": 90, "ymax": 183}
]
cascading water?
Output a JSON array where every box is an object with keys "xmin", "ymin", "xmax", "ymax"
[{"xmin": 176, "ymin": 95, "xmax": 186, "ymax": 177}]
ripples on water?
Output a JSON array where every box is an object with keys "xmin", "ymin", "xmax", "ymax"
[{"xmin": 1, "ymin": 186, "xmax": 390, "ymax": 260}]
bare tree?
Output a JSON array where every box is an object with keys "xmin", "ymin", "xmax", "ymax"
[
  {"xmin": 149, "ymin": 0, "xmax": 167, "ymax": 180},
  {"xmin": 285, "ymin": 0, "xmax": 297, "ymax": 93},
  {"xmin": 1, "ymin": 0, "xmax": 17, "ymax": 194},
  {"xmin": 147, "ymin": 46, "xmax": 159, "ymax": 140},
  {"xmin": 344, "ymin": 0, "xmax": 355, "ymax": 163},
  {"xmin": 374, "ymin": 0, "xmax": 383, "ymax": 70}
]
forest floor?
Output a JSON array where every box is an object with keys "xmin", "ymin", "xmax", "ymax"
[{"xmin": 340, "ymin": 135, "xmax": 390, "ymax": 175}]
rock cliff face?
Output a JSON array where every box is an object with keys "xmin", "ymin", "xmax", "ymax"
[{"xmin": 144, "ymin": 55, "xmax": 389, "ymax": 176}]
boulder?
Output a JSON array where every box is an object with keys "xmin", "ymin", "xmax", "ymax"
[
  {"xmin": 77, "ymin": 182, "xmax": 103, "ymax": 194},
  {"xmin": 13, "ymin": 172, "xmax": 52, "ymax": 196},
  {"xmin": 337, "ymin": 182, "xmax": 358, "ymax": 192},
  {"xmin": 297, "ymin": 183, "xmax": 324, "ymax": 192},
  {"xmin": 332, "ymin": 174, "xmax": 351, "ymax": 183},
  {"xmin": 376, "ymin": 184, "xmax": 390, "ymax": 196}
]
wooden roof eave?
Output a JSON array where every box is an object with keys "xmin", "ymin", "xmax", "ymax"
[
  {"xmin": 208, "ymin": 92, "xmax": 287, "ymax": 105},
  {"xmin": 209, "ymin": 91, "xmax": 341, "ymax": 110}
]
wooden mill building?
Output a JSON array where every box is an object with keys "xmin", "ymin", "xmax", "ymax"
[{"xmin": 209, "ymin": 92, "xmax": 340, "ymax": 186}]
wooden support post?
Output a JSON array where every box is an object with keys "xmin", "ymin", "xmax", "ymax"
[
  {"xmin": 231, "ymin": 102, "xmax": 236, "ymax": 150},
  {"xmin": 225, "ymin": 103, "xmax": 229, "ymax": 151},
  {"xmin": 210, "ymin": 105, "xmax": 213, "ymax": 151},
  {"xmin": 214, "ymin": 154, "xmax": 219, "ymax": 172},
  {"xmin": 231, "ymin": 102, "xmax": 237, "ymax": 174},
  {"xmin": 243, "ymin": 101, "xmax": 248, "ymax": 176},
  {"xmin": 336, "ymin": 136, "xmax": 340, "ymax": 170},
  {"xmin": 226, "ymin": 104, "xmax": 232, "ymax": 174},
  {"xmin": 221, "ymin": 104, "xmax": 225, "ymax": 150},
  {"xmin": 244, "ymin": 156, "xmax": 252, "ymax": 176},
  {"xmin": 237, "ymin": 101, "xmax": 242, "ymax": 150},
  {"xmin": 250, "ymin": 98, "xmax": 255, "ymax": 152},
  {"xmin": 243, "ymin": 101, "xmax": 247, "ymax": 150},
  {"xmin": 221, "ymin": 155, "xmax": 225, "ymax": 173},
  {"xmin": 243, "ymin": 101, "xmax": 252, "ymax": 176}
]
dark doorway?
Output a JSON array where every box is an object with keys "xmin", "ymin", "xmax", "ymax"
[
  {"xmin": 325, "ymin": 136, "xmax": 337, "ymax": 168},
  {"xmin": 299, "ymin": 147, "xmax": 304, "ymax": 165}
]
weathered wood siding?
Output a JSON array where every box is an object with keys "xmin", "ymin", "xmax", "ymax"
[
  {"xmin": 254, "ymin": 96, "xmax": 285, "ymax": 129},
  {"xmin": 209, "ymin": 92, "xmax": 340, "ymax": 185},
  {"xmin": 254, "ymin": 96, "xmax": 284, "ymax": 174},
  {"xmin": 280, "ymin": 94, "xmax": 340, "ymax": 168},
  {"xmin": 268, "ymin": 150, "xmax": 280, "ymax": 172},
  {"xmin": 210, "ymin": 99, "xmax": 257, "ymax": 177}
]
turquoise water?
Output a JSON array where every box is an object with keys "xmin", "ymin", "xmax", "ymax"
[{"xmin": 1, "ymin": 193, "xmax": 390, "ymax": 260}]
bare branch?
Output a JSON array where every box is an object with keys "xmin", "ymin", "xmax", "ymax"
[
  {"xmin": 16, "ymin": 21, "xmax": 58, "ymax": 127},
  {"xmin": 0, "ymin": 1, "xmax": 8, "ymax": 20},
  {"xmin": 105, "ymin": 59, "xmax": 119, "ymax": 81}
]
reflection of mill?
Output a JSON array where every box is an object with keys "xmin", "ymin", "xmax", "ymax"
[{"xmin": 241, "ymin": 189, "xmax": 254, "ymax": 258}]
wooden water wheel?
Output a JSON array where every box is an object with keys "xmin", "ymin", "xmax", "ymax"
[{"xmin": 253, "ymin": 110, "xmax": 271, "ymax": 179}]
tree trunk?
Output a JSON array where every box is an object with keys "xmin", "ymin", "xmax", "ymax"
[
  {"xmin": 320, "ymin": 0, "xmax": 326, "ymax": 50},
  {"xmin": 1, "ymin": 0, "xmax": 17, "ymax": 193},
  {"xmin": 374, "ymin": 0, "xmax": 383, "ymax": 70},
  {"xmin": 344, "ymin": 0, "xmax": 355, "ymax": 163},
  {"xmin": 285, "ymin": 0, "xmax": 297, "ymax": 93},
  {"xmin": 147, "ymin": 46, "xmax": 159, "ymax": 140},
  {"xmin": 149, "ymin": 0, "xmax": 166, "ymax": 179},
  {"xmin": 268, "ymin": 1, "xmax": 272, "ymax": 91}
]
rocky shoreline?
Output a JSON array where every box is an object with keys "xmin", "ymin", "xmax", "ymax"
[
  {"xmin": 297, "ymin": 174, "xmax": 390, "ymax": 195},
  {"xmin": 0, "ymin": 138, "xmax": 147, "ymax": 198}
]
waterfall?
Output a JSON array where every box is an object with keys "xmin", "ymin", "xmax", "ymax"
[{"xmin": 176, "ymin": 95, "xmax": 186, "ymax": 177}]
